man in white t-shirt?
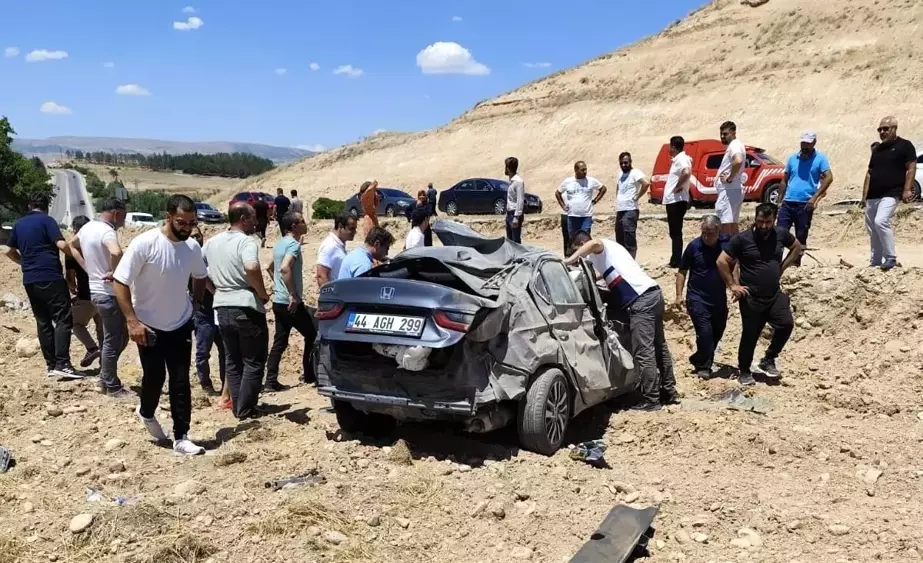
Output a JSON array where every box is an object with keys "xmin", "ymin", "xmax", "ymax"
[
  {"xmin": 70, "ymin": 198, "xmax": 130, "ymax": 397},
  {"xmin": 565, "ymin": 231, "xmax": 678, "ymax": 412},
  {"xmin": 404, "ymin": 208, "xmax": 429, "ymax": 250},
  {"xmin": 113, "ymin": 195, "xmax": 208, "ymax": 456},
  {"xmin": 614, "ymin": 152, "xmax": 650, "ymax": 259},
  {"xmin": 316, "ymin": 211, "xmax": 358, "ymax": 288},
  {"xmin": 664, "ymin": 136, "xmax": 694, "ymax": 267},
  {"xmin": 715, "ymin": 121, "xmax": 747, "ymax": 234},
  {"xmin": 556, "ymin": 161, "xmax": 607, "ymax": 246}
]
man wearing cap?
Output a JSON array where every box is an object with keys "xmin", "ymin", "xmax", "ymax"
[{"xmin": 776, "ymin": 131, "xmax": 833, "ymax": 265}]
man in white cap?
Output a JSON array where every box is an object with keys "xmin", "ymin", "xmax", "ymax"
[{"xmin": 776, "ymin": 131, "xmax": 833, "ymax": 265}]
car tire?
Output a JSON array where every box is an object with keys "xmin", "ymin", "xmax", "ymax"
[
  {"xmin": 446, "ymin": 201, "xmax": 459, "ymax": 216},
  {"xmin": 493, "ymin": 199, "xmax": 507, "ymax": 215},
  {"xmin": 349, "ymin": 207, "xmax": 359, "ymax": 217},
  {"xmin": 762, "ymin": 182, "xmax": 781, "ymax": 205},
  {"xmin": 333, "ymin": 400, "xmax": 396, "ymax": 438},
  {"xmin": 518, "ymin": 368, "xmax": 571, "ymax": 455},
  {"xmin": 912, "ymin": 180, "xmax": 922, "ymax": 202},
  {"xmin": 385, "ymin": 205, "xmax": 395, "ymax": 217}
]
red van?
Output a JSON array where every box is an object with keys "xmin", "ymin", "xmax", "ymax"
[{"xmin": 649, "ymin": 139, "xmax": 786, "ymax": 206}]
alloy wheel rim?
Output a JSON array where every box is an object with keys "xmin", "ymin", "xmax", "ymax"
[{"xmin": 544, "ymin": 378, "xmax": 569, "ymax": 446}]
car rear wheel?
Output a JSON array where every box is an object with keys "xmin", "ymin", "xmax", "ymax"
[
  {"xmin": 446, "ymin": 201, "xmax": 459, "ymax": 216},
  {"xmin": 493, "ymin": 199, "xmax": 507, "ymax": 215},
  {"xmin": 333, "ymin": 400, "xmax": 396, "ymax": 438},
  {"xmin": 762, "ymin": 182, "xmax": 781, "ymax": 205},
  {"xmin": 385, "ymin": 205, "xmax": 395, "ymax": 217},
  {"xmin": 518, "ymin": 368, "xmax": 571, "ymax": 455},
  {"xmin": 912, "ymin": 180, "xmax": 921, "ymax": 202},
  {"xmin": 349, "ymin": 207, "xmax": 359, "ymax": 217}
]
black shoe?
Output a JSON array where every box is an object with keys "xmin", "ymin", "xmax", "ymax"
[
  {"xmin": 199, "ymin": 382, "xmax": 220, "ymax": 397},
  {"xmin": 738, "ymin": 372, "xmax": 757, "ymax": 387},
  {"xmin": 661, "ymin": 392, "xmax": 681, "ymax": 405},
  {"xmin": 263, "ymin": 382, "xmax": 289, "ymax": 393},
  {"xmin": 695, "ymin": 369, "xmax": 711, "ymax": 380},
  {"xmin": 630, "ymin": 401, "xmax": 664, "ymax": 412},
  {"xmin": 757, "ymin": 358, "xmax": 781, "ymax": 380}
]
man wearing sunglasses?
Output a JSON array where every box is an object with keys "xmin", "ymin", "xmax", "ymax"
[{"xmin": 862, "ymin": 116, "xmax": 916, "ymax": 270}]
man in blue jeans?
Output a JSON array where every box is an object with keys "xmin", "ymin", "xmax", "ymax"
[
  {"xmin": 555, "ymin": 161, "xmax": 607, "ymax": 242},
  {"xmin": 189, "ymin": 228, "xmax": 224, "ymax": 396},
  {"xmin": 777, "ymin": 131, "xmax": 833, "ymax": 266}
]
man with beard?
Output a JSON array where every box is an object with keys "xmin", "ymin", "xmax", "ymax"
[
  {"xmin": 862, "ymin": 116, "xmax": 917, "ymax": 270},
  {"xmin": 715, "ymin": 121, "xmax": 747, "ymax": 235},
  {"xmin": 613, "ymin": 152, "xmax": 650, "ymax": 259},
  {"xmin": 777, "ymin": 132, "xmax": 833, "ymax": 266},
  {"xmin": 316, "ymin": 211, "xmax": 358, "ymax": 286},
  {"xmin": 113, "ymin": 195, "xmax": 208, "ymax": 455},
  {"xmin": 717, "ymin": 203, "xmax": 802, "ymax": 386},
  {"xmin": 556, "ymin": 161, "xmax": 607, "ymax": 242},
  {"xmin": 675, "ymin": 215, "xmax": 729, "ymax": 379},
  {"xmin": 338, "ymin": 227, "xmax": 394, "ymax": 279},
  {"xmin": 266, "ymin": 211, "xmax": 316, "ymax": 389},
  {"xmin": 70, "ymin": 198, "xmax": 129, "ymax": 396},
  {"xmin": 203, "ymin": 202, "xmax": 272, "ymax": 420}
]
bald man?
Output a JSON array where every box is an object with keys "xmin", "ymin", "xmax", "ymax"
[{"xmin": 863, "ymin": 116, "xmax": 917, "ymax": 270}]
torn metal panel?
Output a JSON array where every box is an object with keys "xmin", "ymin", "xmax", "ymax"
[{"xmin": 569, "ymin": 505, "xmax": 659, "ymax": 563}]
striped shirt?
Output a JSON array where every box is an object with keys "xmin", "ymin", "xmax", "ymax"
[{"xmin": 585, "ymin": 239, "xmax": 657, "ymax": 309}]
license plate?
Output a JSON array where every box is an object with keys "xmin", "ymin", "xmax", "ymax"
[{"xmin": 346, "ymin": 312, "xmax": 425, "ymax": 337}]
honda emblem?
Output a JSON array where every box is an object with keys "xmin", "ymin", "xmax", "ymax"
[{"xmin": 380, "ymin": 287, "xmax": 395, "ymax": 300}]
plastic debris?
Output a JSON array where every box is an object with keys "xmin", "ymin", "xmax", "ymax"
[
  {"xmin": 569, "ymin": 440, "xmax": 608, "ymax": 466},
  {"xmin": 0, "ymin": 446, "xmax": 12, "ymax": 473},
  {"xmin": 265, "ymin": 470, "xmax": 326, "ymax": 491}
]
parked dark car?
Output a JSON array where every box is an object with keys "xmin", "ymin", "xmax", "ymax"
[
  {"xmin": 437, "ymin": 178, "xmax": 543, "ymax": 216},
  {"xmin": 229, "ymin": 191, "xmax": 275, "ymax": 214},
  {"xmin": 314, "ymin": 220, "xmax": 636, "ymax": 455},
  {"xmin": 345, "ymin": 188, "xmax": 417, "ymax": 218},
  {"xmin": 195, "ymin": 202, "xmax": 225, "ymax": 224}
]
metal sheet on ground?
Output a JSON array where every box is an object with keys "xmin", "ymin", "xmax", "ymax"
[{"xmin": 568, "ymin": 505, "xmax": 659, "ymax": 563}]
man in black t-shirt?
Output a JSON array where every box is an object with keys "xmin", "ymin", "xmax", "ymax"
[
  {"xmin": 253, "ymin": 198, "xmax": 269, "ymax": 248},
  {"xmin": 717, "ymin": 203, "xmax": 802, "ymax": 386},
  {"xmin": 274, "ymin": 188, "xmax": 291, "ymax": 236},
  {"xmin": 66, "ymin": 216, "xmax": 104, "ymax": 368},
  {"xmin": 862, "ymin": 116, "xmax": 917, "ymax": 270}
]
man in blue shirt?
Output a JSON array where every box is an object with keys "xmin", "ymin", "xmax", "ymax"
[
  {"xmin": 4, "ymin": 194, "xmax": 81, "ymax": 379},
  {"xmin": 675, "ymin": 215, "xmax": 730, "ymax": 379},
  {"xmin": 338, "ymin": 227, "xmax": 394, "ymax": 279},
  {"xmin": 777, "ymin": 131, "xmax": 833, "ymax": 265}
]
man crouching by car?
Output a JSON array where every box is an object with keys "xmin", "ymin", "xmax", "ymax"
[{"xmin": 565, "ymin": 231, "xmax": 679, "ymax": 411}]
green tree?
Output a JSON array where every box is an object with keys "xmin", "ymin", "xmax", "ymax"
[
  {"xmin": 0, "ymin": 117, "xmax": 53, "ymax": 215},
  {"xmin": 109, "ymin": 168, "xmax": 119, "ymax": 180},
  {"xmin": 129, "ymin": 190, "xmax": 170, "ymax": 216}
]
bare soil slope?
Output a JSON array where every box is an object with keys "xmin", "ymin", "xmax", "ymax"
[{"xmin": 247, "ymin": 0, "xmax": 923, "ymax": 205}]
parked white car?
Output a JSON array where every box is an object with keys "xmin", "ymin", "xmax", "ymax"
[{"xmin": 125, "ymin": 212, "xmax": 160, "ymax": 229}]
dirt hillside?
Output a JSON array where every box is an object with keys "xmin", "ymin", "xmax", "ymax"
[{"xmin": 242, "ymin": 0, "xmax": 923, "ymax": 206}]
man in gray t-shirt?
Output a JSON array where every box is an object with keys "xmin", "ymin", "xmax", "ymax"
[{"xmin": 202, "ymin": 202, "xmax": 271, "ymax": 420}]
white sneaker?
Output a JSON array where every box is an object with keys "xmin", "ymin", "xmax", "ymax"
[
  {"xmin": 173, "ymin": 436, "xmax": 205, "ymax": 456},
  {"xmin": 136, "ymin": 406, "xmax": 168, "ymax": 441}
]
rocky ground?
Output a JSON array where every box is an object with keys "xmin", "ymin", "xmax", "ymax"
[{"xmin": 1, "ymin": 209, "xmax": 923, "ymax": 563}]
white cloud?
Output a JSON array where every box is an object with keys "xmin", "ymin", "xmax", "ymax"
[
  {"xmin": 4, "ymin": 47, "xmax": 19, "ymax": 58},
  {"xmin": 103, "ymin": 61, "xmax": 115, "ymax": 69},
  {"xmin": 416, "ymin": 42, "xmax": 489, "ymax": 76},
  {"xmin": 296, "ymin": 144, "xmax": 326, "ymax": 152},
  {"xmin": 182, "ymin": 5, "xmax": 196, "ymax": 13},
  {"xmin": 40, "ymin": 101, "xmax": 72, "ymax": 115},
  {"xmin": 452, "ymin": 16, "xmax": 463, "ymax": 22},
  {"xmin": 333, "ymin": 64, "xmax": 364, "ymax": 78},
  {"xmin": 309, "ymin": 62, "xmax": 320, "ymax": 71},
  {"xmin": 274, "ymin": 68, "xmax": 287, "ymax": 76},
  {"xmin": 173, "ymin": 16, "xmax": 204, "ymax": 31},
  {"xmin": 25, "ymin": 49, "xmax": 69, "ymax": 62},
  {"xmin": 524, "ymin": 62, "xmax": 552, "ymax": 69},
  {"xmin": 116, "ymin": 84, "xmax": 151, "ymax": 96}
]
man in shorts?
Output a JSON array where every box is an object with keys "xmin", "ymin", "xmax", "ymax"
[{"xmin": 715, "ymin": 121, "xmax": 747, "ymax": 235}]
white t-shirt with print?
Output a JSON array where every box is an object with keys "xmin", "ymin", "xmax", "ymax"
[
  {"xmin": 405, "ymin": 227, "xmax": 425, "ymax": 250},
  {"xmin": 558, "ymin": 176, "xmax": 603, "ymax": 217},
  {"xmin": 317, "ymin": 232, "xmax": 346, "ymax": 282},
  {"xmin": 113, "ymin": 228, "xmax": 207, "ymax": 331},
  {"xmin": 615, "ymin": 169, "xmax": 646, "ymax": 212},
  {"xmin": 663, "ymin": 151, "xmax": 693, "ymax": 205},
  {"xmin": 585, "ymin": 239, "xmax": 658, "ymax": 308},
  {"xmin": 716, "ymin": 139, "xmax": 746, "ymax": 194},
  {"xmin": 77, "ymin": 219, "xmax": 120, "ymax": 295}
]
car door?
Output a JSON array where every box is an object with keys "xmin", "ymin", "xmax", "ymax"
[
  {"xmin": 470, "ymin": 180, "xmax": 491, "ymax": 214},
  {"xmin": 742, "ymin": 153, "xmax": 761, "ymax": 197},
  {"xmin": 533, "ymin": 260, "xmax": 611, "ymax": 394},
  {"xmin": 454, "ymin": 180, "xmax": 475, "ymax": 213}
]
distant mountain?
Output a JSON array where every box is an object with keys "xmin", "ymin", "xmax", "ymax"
[{"xmin": 13, "ymin": 136, "xmax": 313, "ymax": 163}]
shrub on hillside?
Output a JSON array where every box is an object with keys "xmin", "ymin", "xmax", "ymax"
[
  {"xmin": 312, "ymin": 197, "xmax": 345, "ymax": 220},
  {"xmin": 130, "ymin": 190, "xmax": 171, "ymax": 216}
]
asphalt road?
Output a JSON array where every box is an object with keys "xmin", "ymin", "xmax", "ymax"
[{"xmin": 49, "ymin": 169, "xmax": 95, "ymax": 227}]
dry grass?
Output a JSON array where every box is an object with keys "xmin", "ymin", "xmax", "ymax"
[{"xmin": 0, "ymin": 537, "xmax": 26, "ymax": 563}]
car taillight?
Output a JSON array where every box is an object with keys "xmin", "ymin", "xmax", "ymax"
[
  {"xmin": 316, "ymin": 301, "xmax": 344, "ymax": 320},
  {"xmin": 434, "ymin": 311, "xmax": 474, "ymax": 333}
]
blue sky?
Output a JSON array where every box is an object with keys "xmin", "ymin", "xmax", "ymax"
[{"xmin": 0, "ymin": 0, "xmax": 705, "ymax": 150}]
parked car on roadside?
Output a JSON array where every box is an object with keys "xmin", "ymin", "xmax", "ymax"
[
  {"xmin": 124, "ymin": 212, "xmax": 159, "ymax": 229},
  {"xmin": 345, "ymin": 188, "xmax": 416, "ymax": 217},
  {"xmin": 195, "ymin": 202, "xmax": 225, "ymax": 224},
  {"xmin": 315, "ymin": 220, "xmax": 636, "ymax": 455},
  {"xmin": 229, "ymin": 191, "xmax": 275, "ymax": 215},
  {"xmin": 649, "ymin": 139, "xmax": 786, "ymax": 207},
  {"xmin": 437, "ymin": 178, "xmax": 543, "ymax": 216}
]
